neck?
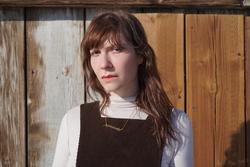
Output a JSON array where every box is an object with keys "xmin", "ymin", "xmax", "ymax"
[
  {"xmin": 108, "ymin": 80, "xmax": 139, "ymax": 98},
  {"xmin": 100, "ymin": 93, "xmax": 148, "ymax": 120}
]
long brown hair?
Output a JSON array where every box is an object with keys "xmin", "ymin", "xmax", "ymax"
[{"xmin": 80, "ymin": 10, "xmax": 178, "ymax": 148}]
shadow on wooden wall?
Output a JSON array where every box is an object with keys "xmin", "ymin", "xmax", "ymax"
[{"xmin": 223, "ymin": 121, "xmax": 247, "ymax": 167}]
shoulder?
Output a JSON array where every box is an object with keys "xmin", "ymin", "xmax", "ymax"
[
  {"xmin": 79, "ymin": 101, "xmax": 99, "ymax": 113},
  {"xmin": 171, "ymin": 108, "xmax": 192, "ymax": 134},
  {"xmin": 61, "ymin": 105, "xmax": 81, "ymax": 139},
  {"xmin": 63, "ymin": 104, "xmax": 81, "ymax": 121},
  {"xmin": 170, "ymin": 108, "xmax": 193, "ymax": 154},
  {"xmin": 64, "ymin": 101, "xmax": 98, "ymax": 116},
  {"xmin": 63, "ymin": 101, "xmax": 99, "ymax": 121},
  {"xmin": 162, "ymin": 108, "xmax": 193, "ymax": 165},
  {"xmin": 58, "ymin": 105, "xmax": 81, "ymax": 134},
  {"xmin": 167, "ymin": 109, "xmax": 194, "ymax": 166}
]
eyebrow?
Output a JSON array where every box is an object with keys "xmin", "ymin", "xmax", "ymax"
[{"xmin": 90, "ymin": 44, "xmax": 125, "ymax": 52}]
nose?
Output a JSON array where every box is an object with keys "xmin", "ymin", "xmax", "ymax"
[{"xmin": 99, "ymin": 52, "xmax": 113, "ymax": 69}]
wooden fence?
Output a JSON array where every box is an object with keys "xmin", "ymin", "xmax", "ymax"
[{"xmin": 0, "ymin": 6, "xmax": 250, "ymax": 167}]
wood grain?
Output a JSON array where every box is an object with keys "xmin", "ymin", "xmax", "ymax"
[
  {"xmin": 135, "ymin": 13, "xmax": 184, "ymax": 110},
  {"xmin": 0, "ymin": 0, "xmax": 242, "ymax": 7},
  {"xmin": 186, "ymin": 15, "xmax": 216, "ymax": 167},
  {"xmin": 213, "ymin": 15, "xmax": 244, "ymax": 167},
  {"xmin": 26, "ymin": 8, "xmax": 85, "ymax": 167},
  {"xmin": 186, "ymin": 14, "xmax": 245, "ymax": 167},
  {"xmin": 246, "ymin": 15, "xmax": 250, "ymax": 167},
  {"xmin": 0, "ymin": 8, "xmax": 25, "ymax": 167}
]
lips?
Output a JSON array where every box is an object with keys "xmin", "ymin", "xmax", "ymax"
[{"xmin": 101, "ymin": 75, "xmax": 118, "ymax": 79}]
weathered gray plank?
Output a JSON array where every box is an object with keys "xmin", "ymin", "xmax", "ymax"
[
  {"xmin": 26, "ymin": 8, "xmax": 85, "ymax": 167},
  {"xmin": 0, "ymin": 0, "xmax": 242, "ymax": 7},
  {"xmin": 0, "ymin": 8, "xmax": 25, "ymax": 167}
]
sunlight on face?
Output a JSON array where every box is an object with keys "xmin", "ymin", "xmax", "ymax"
[{"xmin": 90, "ymin": 36, "xmax": 142, "ymax": 97}]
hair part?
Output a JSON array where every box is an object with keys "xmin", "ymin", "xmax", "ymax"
[{"xmin": 80, "ymin": 10, "xmax": 179, "ymax": 148}]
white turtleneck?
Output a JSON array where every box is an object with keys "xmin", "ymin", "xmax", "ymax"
[
  {"xmin": 101, "ymin": 94, "xmax": 148, "ymax": 120},
  {"xmin": 52, "ymin": 94, "xmax": 193, "ymax": 167}
]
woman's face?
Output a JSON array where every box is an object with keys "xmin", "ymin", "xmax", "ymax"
[{"xmin": 90, "ymin": 36, "xmax": 142, "ymax": 97}]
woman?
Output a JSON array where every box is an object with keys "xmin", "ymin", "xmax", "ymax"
[{"xmin": 52, "ymin": 10, "xmax": 193, "ymax": 167}]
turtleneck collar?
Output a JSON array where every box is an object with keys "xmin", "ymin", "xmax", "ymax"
[
  {"xmin": 101, "ymin": 93, "xmax": 148, "ymax": 120},
  {"xmin": 109, "ymin": 94, "xmax": 136, "ymax": 100},
  {"xmin": 109, "ymin": 93, "xmax": 137, "ymax": 108}
]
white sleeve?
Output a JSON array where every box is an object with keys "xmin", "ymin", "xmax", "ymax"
[
  {"xmin": 52, "ymin": 113, "xmax": 70, "ymax": 167},
  {"xmin": 173, "ymin": 110, "xmax": 194, "ymax": 167}
]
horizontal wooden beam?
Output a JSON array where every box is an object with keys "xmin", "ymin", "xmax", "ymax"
[{"xmin": 0, "ymin": 0, "xmax": 244, "ymax": 7}]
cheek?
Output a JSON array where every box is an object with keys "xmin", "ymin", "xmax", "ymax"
[
  {"xmin": 90, "ymin": 59, "xmax": 99, "ymax": 76},
  {"xmin": 118, "ymin": 57, "xmax": 139, "ymax": 76}
]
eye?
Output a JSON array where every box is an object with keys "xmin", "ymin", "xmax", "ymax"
[
  {"xmin": 90, "ymin": 49, "xmax": 100, "ymax": 57},
  {"xmin": 112, "ymin": 47, "xmax": 124, "ymax": 53}
]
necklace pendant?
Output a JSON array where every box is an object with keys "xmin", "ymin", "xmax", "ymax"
[
  {"xmin": 103, "ymin": 107, "xmax": 137, "ymax": 132},
  {"xmin": 104, "ymin": 124, "xmax": 123, "ymax": 131}
]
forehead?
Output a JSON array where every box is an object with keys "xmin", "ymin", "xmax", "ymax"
[{"xmin": 91, "ymin": 33, "xmax": 130, "ymax": 50}]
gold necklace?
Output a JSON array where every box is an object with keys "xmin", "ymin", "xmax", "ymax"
[{"xmin": 103, "ymin": 106, "xmax": 138, "ymax": 132}]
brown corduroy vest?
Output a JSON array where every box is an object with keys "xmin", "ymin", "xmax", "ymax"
[{"xmin": 76, "ymin": 101, "xmax": 163, "ymax": 167}]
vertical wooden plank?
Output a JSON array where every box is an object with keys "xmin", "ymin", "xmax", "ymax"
[
  {"xmin": 246, "ymin": 15, "xmax": 250, "ymax": 167},
  {"xmin": 214, "ymin": 15, "xmax": 244, "ymax": 167},
  {"xmin": 186, "ymin": 14, "xmax": 215, "ymax": 167},
  {"xmin": 186, "ymin": 14, "xmax": 245, "ymax": 167},
  {"xmin": 135, "ymin": 13, "xmax": 184, "ymax": 110},
  {"xmin": 26, "ymin": 8, "xmax": 85, "ymax": 166},
  {"xmin": 0, "ymin": 8, "xmax": 25, "ymax": 167}
]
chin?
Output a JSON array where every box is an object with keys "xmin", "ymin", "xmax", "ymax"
[{"xmin": 103, "ymin": 86, "xmax": 121, "ymax": 94}]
